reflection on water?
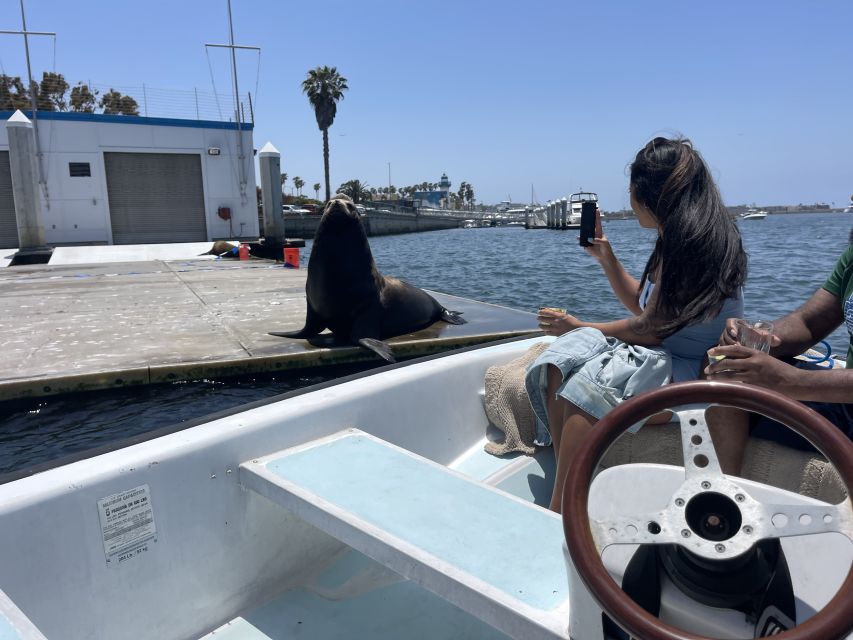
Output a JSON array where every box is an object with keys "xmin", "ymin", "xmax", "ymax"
[
  {"xmin": 0, "ymin": 364, "xmax": 376, "ymax": 476},
  {"xmin": 2, "ymin": 212, "xmax": 850, "ymax": 475}
]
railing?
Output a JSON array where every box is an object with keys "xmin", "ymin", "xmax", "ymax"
[
  {"xmin": 0, "ymin": 81, "xmax": 255, "ymax": 123},
  {"xmin": 86, "ymin": 84, "xmax": 255, "ymax": 123}
]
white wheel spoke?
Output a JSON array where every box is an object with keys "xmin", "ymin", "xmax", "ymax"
[
  {"xmin": 675, "ymin": 406, "xmax": 722, "ymax": 478},
  {"xmin": 589, "ymin": 512, "xmax": 682, "ymax": 552},
  {"xmin": 749, "ymin": 499, "xmax": 853, "ymax": 542}
]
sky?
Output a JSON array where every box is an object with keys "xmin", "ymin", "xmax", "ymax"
[{"xmin": 1, "ymin": 0, "xmax": 852, "ymax": 211}]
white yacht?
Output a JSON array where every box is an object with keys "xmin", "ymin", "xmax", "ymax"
[{"xmin": 741, "ymin": 209, "xmax": 769, "ymax": 220}]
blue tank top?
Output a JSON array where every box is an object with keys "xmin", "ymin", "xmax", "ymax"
[{"xmin": 639, "ymin": 280, "xmax": 744, "ymax": 382}]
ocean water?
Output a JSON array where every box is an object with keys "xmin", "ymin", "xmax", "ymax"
[
  {"xmin": 365, "ymin": 212, "xmax": 851, "ymax": 356},
  {"xmin": 1, "ymin": 212, "xmax": 849, "ymax": 475}
]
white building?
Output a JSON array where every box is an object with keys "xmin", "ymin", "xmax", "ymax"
[{"xmin": 0, "ymin": 111, "xmax": 257, "ymax": 248}]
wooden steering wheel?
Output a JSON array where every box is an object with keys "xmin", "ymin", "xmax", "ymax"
[{"xmin": 562, "ymin": 380, "xmax": 853, "ymax": 640}]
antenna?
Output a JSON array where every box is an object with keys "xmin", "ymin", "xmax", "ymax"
[
  {"xmin": 205, "ymin": 0, "xmax": 260, "ymax": 205},
  {"xmin": 1, "ymin": 0, "xmax": 57, "ymax": 206}
]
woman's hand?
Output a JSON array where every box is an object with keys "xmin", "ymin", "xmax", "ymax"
[
  {"xmin": 583, "ymin": 208, "xmax": 614, "ymax": 264},
  {"xmin": 537, "ymin": 308, "xmax": 582, "ymax": 336}
]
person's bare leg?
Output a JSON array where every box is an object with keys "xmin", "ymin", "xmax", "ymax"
[
  {"xmin": 705, "ymin": 406, "xmax": 750, "ymax": 476},
  {"xmin": 698, "ymin": 358, "xmax": 750, "ymax": 475},
  {"xmin": 549, "ymin": 403, "xmax": 597, "ymax": 513},
  {"xmin": 545, "ymin": 365, "xmax": 565, "ymax": 457}
]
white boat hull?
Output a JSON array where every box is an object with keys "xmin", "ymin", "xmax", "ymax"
[{"xmin": 0, "ymin": 336, "xmax": 850, "ymax": 639}]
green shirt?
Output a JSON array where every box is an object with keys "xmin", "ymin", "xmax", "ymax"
[{"xmin": 822, "ymin": 244, "xmax": 853, "ymax": 367}]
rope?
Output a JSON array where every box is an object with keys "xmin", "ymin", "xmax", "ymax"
[
  {"xmin": 205, "ymin": 48, "xmax": 224, "ymax": 120},
  {"xmin": 252, "ymin": 49, "xmax": 261, "ymax": 110}
]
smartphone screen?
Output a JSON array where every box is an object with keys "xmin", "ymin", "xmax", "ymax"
[{"xmin": 579, "ymin": 201, "xmax": 596, "ymax": 247}]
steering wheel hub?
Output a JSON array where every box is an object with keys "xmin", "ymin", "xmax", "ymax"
[{"xmin": 685, "ymin": 491, "xmax": 742, "ymax": 541}]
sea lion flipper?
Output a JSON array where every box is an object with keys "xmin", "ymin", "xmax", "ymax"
[
  {"xmin": 269, "ymin": 305, "xmax": 326, "ymax": 339},
  {"xmin": 358, "ymin": 338, "xmax": 396, "ymax": 363},
  {"xmin": 440, "ymin": 309, "xmax": 467, "ymax": 325},
  {"xmin": 351, "ymin": 305, "xmax": 396, "ymax": 362}
]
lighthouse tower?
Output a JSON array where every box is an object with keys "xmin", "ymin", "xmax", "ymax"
[{"xmin": 438, "ymin": 173, "xmax": 451, "ymax": 209}]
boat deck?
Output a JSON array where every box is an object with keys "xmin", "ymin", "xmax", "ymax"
[
  {"xmin": 202, "ymin": 440, "xmax": 555, "ymax": 640},
  {"xmin": 0, "ymin": 259, "xmax": 538, "ymax": 401}
]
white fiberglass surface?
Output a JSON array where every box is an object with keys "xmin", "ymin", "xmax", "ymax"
[
  {"xmin": 252, "ymin": 431, "xmax": 567, "ymax": 611},
  {"xmin": 201, "ymin": 567, "xmax": 510, "ymax": 640},
  {"xmin": 0, "ymin": 337, "xmax": 545, "ymax": 640}
]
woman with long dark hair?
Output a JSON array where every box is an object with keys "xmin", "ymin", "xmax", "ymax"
[{"xmin": 529, "ymin": 136, "xmax": 747, "ymax": 512}]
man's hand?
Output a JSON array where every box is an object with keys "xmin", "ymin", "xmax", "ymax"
[
  {"xmin": 704, "ymin": 344, "xmax": 801, "ymax": 391},
  {"xmin": 537, "ymin": 308, "xmax": 581, "ymax": 336},
  {"xmin": 718, "ymin": 317, "xmax": 782, "ymax": 348}
]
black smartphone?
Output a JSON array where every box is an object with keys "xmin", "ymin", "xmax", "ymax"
[{"xmin": 579, "ymin": 201, "xmax": 596, "ymax": 247}]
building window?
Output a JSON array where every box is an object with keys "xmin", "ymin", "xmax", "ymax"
[{"xmin": 69, "ymin": 162, "xmax": 91, "ymax": 177}]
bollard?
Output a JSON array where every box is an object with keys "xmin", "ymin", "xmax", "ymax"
[{"xmin": 283, "ymin": 247, "xmax": 300, "ymax": 268}]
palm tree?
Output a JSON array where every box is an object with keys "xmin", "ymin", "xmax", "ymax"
[
  {"xmin": 293, "ymin": 176, "xmax": 305, "ymax": 196},
  {"xmin": 465, "ymin": 183, "xmax": 475, "ymax": 210},
  {"xmin": 337, "ymin": 179, "xmax": 371, "ymax": 204},
  {"xmin": 280, "ymin": 173, "xmax": 288, "ymax": 194},
  {"xmin": 301, "ymin": 66, "xmax": 349, "ymax": 202},
  {"xmin": 457, "ymin": 181, "xmax": 467, "ymax": 206},
  {"xmin": 313, "ymin": 182, "xmax": 321, "ymax": 200}
]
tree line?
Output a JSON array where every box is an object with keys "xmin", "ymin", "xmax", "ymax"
[
  {"xmin": 335, "ymin": 179, "xmax": 476, "ymax": 210},
  {"xmin": 0, "ymin": 72, "xmax": 139, "ymax": 115}
]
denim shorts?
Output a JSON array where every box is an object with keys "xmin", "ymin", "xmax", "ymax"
[{"xmin": 525, "ymin": 328, "xmax": 671, "ymax": 446}]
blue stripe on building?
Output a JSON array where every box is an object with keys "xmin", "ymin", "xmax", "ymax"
[{"xmin": 0, "ymin": 111, "xmax": 253, "ymax": 131}]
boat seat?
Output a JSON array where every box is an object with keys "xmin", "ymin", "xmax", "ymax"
[
  {"xmin": 0, "ymin": 589, "xmax": 47, "ymax": 640},
  {"xmin": 239, "ymin": 429, "xmax": 571, "ymax": 640}
]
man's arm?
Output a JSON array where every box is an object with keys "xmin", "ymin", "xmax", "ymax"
[
  {"xmin": 769, "ymin": 288, "xmax": 843, "ymax": 357},
  {"xmin": 706, "ymin": 345, "xmax": 853, "ymax": 403}
]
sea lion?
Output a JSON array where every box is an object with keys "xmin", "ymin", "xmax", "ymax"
[{"xmin": 270, "ymin": 194, "xmax": 466, "ymax": 362}]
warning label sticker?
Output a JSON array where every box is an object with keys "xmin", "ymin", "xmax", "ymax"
[{"xmin": 97, "ymin": 484, "xmax": 157, "ymax": 566}]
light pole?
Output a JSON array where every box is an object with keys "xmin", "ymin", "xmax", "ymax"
[{"xmin": 387, "ymin": 162, "xmax": 391, "ymax": 192}]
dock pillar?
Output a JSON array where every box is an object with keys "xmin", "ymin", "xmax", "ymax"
[
  {"xmin": 6, "ymin": 110, "xmax": 49, "ymax": 257},
  {"xmin": 560, "ymin": 198, "xmax": 568, "ymax": 229},
  {"xmin": 547, "ymin": 201, "xmax": 554, "ymax": 228},
  {"xmin": 259, "ymin": 142, "xmax": 285, "ymax": 246}
]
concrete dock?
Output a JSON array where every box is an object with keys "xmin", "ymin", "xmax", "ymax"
[{"xmin": 0, "ymin": 258, "xmax": 539, "ymax": 401}]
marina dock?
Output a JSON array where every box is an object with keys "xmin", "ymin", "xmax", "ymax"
[{"xmin": 0, "ymin": 258, "xmax": 539, "ymax": 402}]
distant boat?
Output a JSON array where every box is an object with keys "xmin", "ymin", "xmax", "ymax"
[{"xmin": 741, "ymin": 209, "xmax": 769, "ymax": 220}]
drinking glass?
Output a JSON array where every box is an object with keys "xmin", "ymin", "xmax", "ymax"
[{"xmin": 734, "ymin": 319, "xmax": 774, "ymax": 353}]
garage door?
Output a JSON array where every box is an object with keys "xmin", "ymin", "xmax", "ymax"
[
  {"xmin": 0, "ymin": 151, "xmax": 18, "ymax": 249},
  {"xmin": 104, "ymin": 152, "xmax": 207, "ymax": 244}
]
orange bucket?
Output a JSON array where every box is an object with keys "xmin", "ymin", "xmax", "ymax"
[
  {"xmin": 238, "ymin": 244, "xmax": 250, "ymax": 260},
  {"xmin": 283, "ymin": 247, "xmax": 300, "ymax": 268}
]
